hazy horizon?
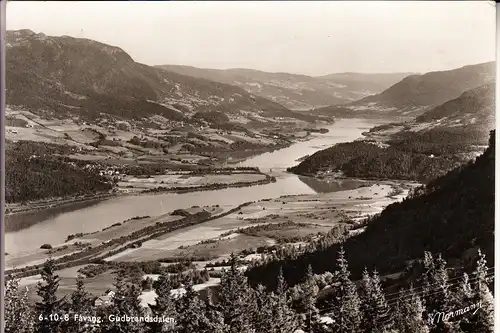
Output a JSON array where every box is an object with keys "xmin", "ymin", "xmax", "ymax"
[{"xmin": 6, "ymin": 1, "xmax": 496, "ymax": 76}]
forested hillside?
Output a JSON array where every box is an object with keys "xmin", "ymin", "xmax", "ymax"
[
  {"xmin": 6, "ymin": 30, "xmax": 315, "ymax": 124},
  {"xmin": 5, "ymin": 245, "xmax": 494, "ymax": 332},
  {"xmin": 249, "ymin": 130, "xmax": 494, "ymax": 289},
  {"xmin": 291, "ymin": 83, "xmax": 494, "ymax": 181},
  {"xmin": 288, "ymin": 140, "xmax": 461, "ymax": 182},
  {"xmin": 410, "ymin": 84, "xmax": 495, "ymax": 146},
  {"xmin": 5, "ymin": 141, "xmax": 112, "ymax": 203}
]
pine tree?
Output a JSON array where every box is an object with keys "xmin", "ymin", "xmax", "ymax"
[
  {"xmin": 202, "ymin": 288, "xmax": 228, "ymax": 333},
  {"xmin": 175, "ymin": 278, "xmax": 207, "ymax": 333},
  {"xmin": 300, "ymin": 264, "xmax": 319, "ymax": 332},
  {"xmin": 421, "ymin": 251, "xmax": 435, "ymax": 301},
  {"xmin": 456, "ymin": 273, "xmax": 473, "ymax": 302},
  {"xmin": 328, "ymin": 246, "xmax": 362, "ymax": 333},
  {"xmin": 394, "ymin": 285, "xmax": 429, "ymax": 333},
  {"xmin": 394, "ymin": 288, "xmax": 408, "ymax": 333},
  {"xmin": 102, "ymin": 269, "xmax": 128, "ymax": 333},
  {"xmin": 102, "ymin": 269, "xmax": 145, "ymax": 333},
  {"xmin": 434, "ymin": 254, "xmax": 451, "ymax": 310},
  {"xmin": 359, "ymin": 267, "xmax": 374, "ymax": 332},
  {"xmin": 66, "ymin": 274, "xmax": 93, "ymax": 333},
  {"xmin": 148, "ymin": 271, "xmax": 176, "ymax": 333},
  {"xmin": 125, "ymin": 283, "xmax": 147, "ymax": 333},
  {"xmin": 252, "ymin": 284, "xmax": 276, "ymax": 332},
  {"xmin": 218, "ymin": 254, "xmax": 256, "ymax": 333},
  {"xmin": 273, "ymin": 267, "xmax": 299, "ymax": 333},
  {"xmin": 467, "ymin": 249, "xmax": 494, "ymax": 333},
  {"xmin": 450, "ymin": 273, "xmax": 474, "ymax": 332},
  {"xmin": 427, "ymin": 254, "xmax": 453, "ymax": 332},
  {"xmin": 276, "ymin": 266, "xmax": 287, "ymax": 296},
  {"xmin": 289, "ymin": 283, "xmax": 304, "ymax": 313},
  {"xmin": 5, "ymin": 277, "xmax": 35, "ymax": 333},
  {"xmin": 34, "ymin": 258, "xmax": 65, "ymax": 333},
  {"xmin": 367, "ymin": 269, "xmax": 392, "ymax": 333},
  {"xmin": 474, "ymin": 249, "xmax": 491, "ymax": 292}
]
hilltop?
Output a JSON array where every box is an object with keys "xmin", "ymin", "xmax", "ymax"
[
  {"xmin": 5, "ymin": 30, "xmax": 334, "ymax": 206},
  {"xmin": 6, "ymin": 29, "xmax": 317, "ymax": 124}
]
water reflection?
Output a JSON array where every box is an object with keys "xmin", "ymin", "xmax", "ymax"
[
  {"xmin": 5, "ymin": 199, "xmax": 104, "ymax": 232},
  {"xmin": 297, "ymin": 175, "xmax": 368, "ymax": 193}
]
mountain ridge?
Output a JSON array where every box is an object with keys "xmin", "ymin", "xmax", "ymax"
[
  {"xmin": 288, "ymin": 84, "xmax": 494, "ymax": 182},
  {"xmin": 157, "ymin": 64, "xmax": 413, "ymax": 110},
  {"xmin": 7, "ymin": 29, "xmax": 321, "ymax": 125},
  {"xmin": 365, "ymin": 83, "xmax": 495, "ymax": 145},
  {"xmin": 314, "ymin": 61, "xmax": 495, "ymax": 119}
]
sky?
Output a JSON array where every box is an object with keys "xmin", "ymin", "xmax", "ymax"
[{"xmin": 6, "ymin": 1, "xmax": 496, "ymax": 76}]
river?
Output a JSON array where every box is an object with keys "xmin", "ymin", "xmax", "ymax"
[{"xmin": 5, "ymin": 118, "xmax": 385, "ymax": 254}]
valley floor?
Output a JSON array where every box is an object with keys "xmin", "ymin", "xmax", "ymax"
[
  {"xmin": 6, "ymin": 116, "xmax": 423, "ymax": 305},
  {"xmin": 10, "ymin": 179, "xmax": 417, "ymax": 302}
]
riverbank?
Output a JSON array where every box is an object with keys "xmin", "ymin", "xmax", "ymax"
[
  {"xmin": 5, "ymin": 169, "xmax": 276, "ymax": 218},
  {"xmin": 141, "ymin": 175, "xmax": 276, "ymax": 194},
  {"xmin": 222, "ymin": 131, "xmax": 318, "ymax": 165},
  {"xmin": 107, "ymin": 180, "xmax": 413, "ymax": 264},
  {"xmin": 5, "ymin": 192, "xmax": 115, "ymax": 216},
  {"xmin": 8, "ymin": 118, "xmax": 414, "ymax": 301},
  {"xmin": 14, "ymin": 180, "xmax": 412, "ymax": 271},
  {"xmin": 12, "ymin": 179, "xmax": 415, "ymax": 300},
  {"xmin": 6, "ymin": 201, "xmax": 255, "ymax": 278}
]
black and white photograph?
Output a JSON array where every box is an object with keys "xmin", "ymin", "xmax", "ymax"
[{"xmin": 2, "ymin": 1, "xmax": 496, "ymax": 332}]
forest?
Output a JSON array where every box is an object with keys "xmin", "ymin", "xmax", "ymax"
[
  {"xmin": 4, "ymin": 246, "xmax": 494, "ymax": 333},
  {"xmin": 5, "ymin": 141, "xmax": 112, "ymax": 203},
  {"xmin": 288, "ymin": 140, "xmax": 459, "ymax": 182},
  {"xmin": 7, "ymin": 68, "xmax": 187, "ymax": 122},
  {"xmin": 247, "ymin": 130, "xmax": 494, "ymax": 291},
  {"xmin": 389, "ymin": 128, "xmax": 492, "ymax": 156},
  {"xmin": 289, "ymin": 126, "xmax": 491, "ymax": 182}
]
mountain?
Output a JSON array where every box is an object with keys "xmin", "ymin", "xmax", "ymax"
[
  {"xmin": 6, "ymin": 30, "xmax": 316, "ymax": 125},
  {"xmin": 289, "ymin": 84, "xmax": 494, "ymax": 181},
  {"xmin": 414, "ymin": 83, "xmax": 495, "ymax": 129},
  {"xmin": 317, "ymin": 72, "xmax": 416, "ymax": 92},
  {"xmin": 314, "ymin": 62, "xmax": 495, "ymax": 119},
  {"xmin": 157, "ymin": 65, "xmax": 412, "ymax": 110},
  {"xmin": 366, "ymin": 83, "xmax": 495, "ymax": 146},
  {"xmin": 247, "ymin": 130, "xmax": 495, "ymax": 289}
]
